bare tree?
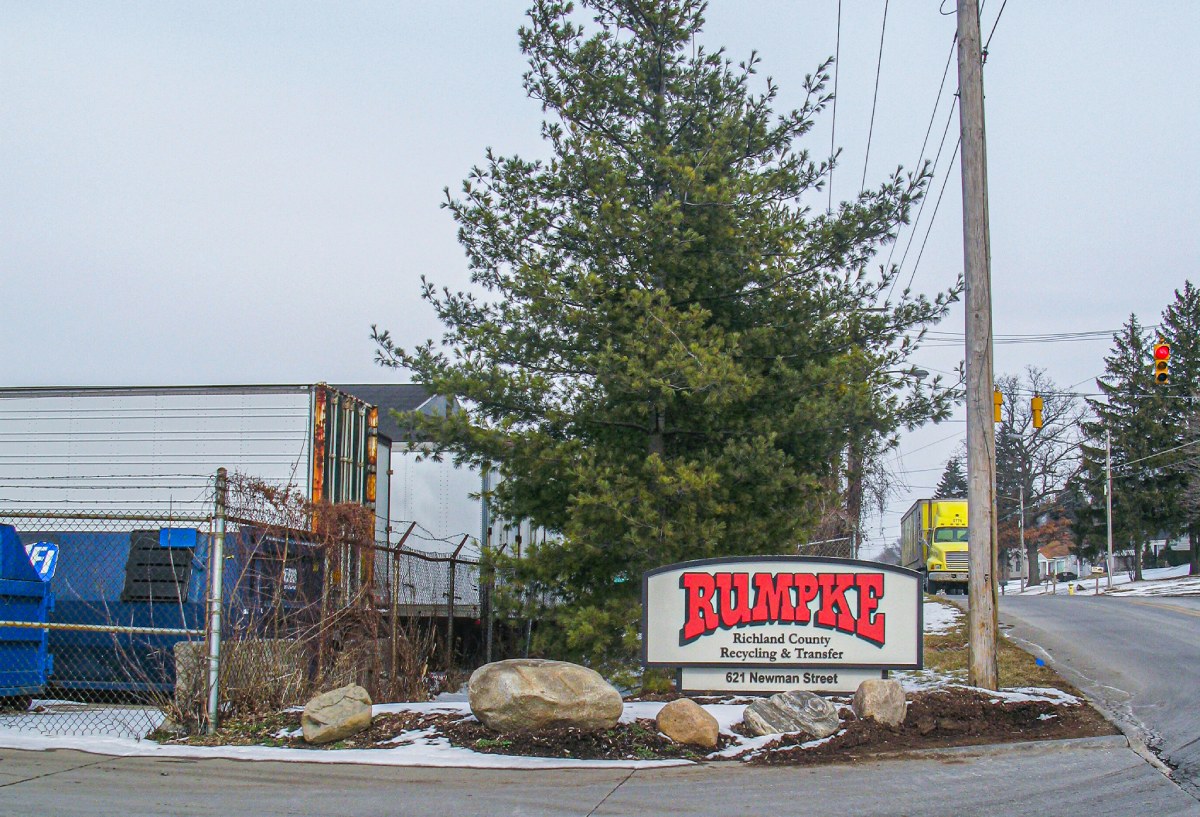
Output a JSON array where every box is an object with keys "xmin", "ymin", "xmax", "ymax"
[{"xmin": 996, "ymin": 368, "xmax": 1085, "ymax": 585}]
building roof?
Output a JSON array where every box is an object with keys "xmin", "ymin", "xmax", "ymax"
[
  {"xmin": 333, "ymin": 384, "xmax": 438, "ymax": 443},
  {"xmin": 1038, "ymin": 540, "xmax": 1073, "ymax": 559}
]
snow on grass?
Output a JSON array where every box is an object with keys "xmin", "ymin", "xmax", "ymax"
[
  {"xmin": 1004, "ymin": 564, "xmax": 1194, "ymax": 597},
  {"xmin": 892, "ymin": 668, "xmax": 964, "ymax": 692},
  {"xmin": 1108, "ymin": 573, "xmax": 1200, "ymax": 597},
  {"xmin": 923, "ymin": 599, "xmax": 964, "ymax": 634},
  {"xmin": 986, "ymin": 687, "xmax": 1079, "ymax": 705}
]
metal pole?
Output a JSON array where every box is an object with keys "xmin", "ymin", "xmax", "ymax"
[
  {"xmin": 958, "ymin": 0, "xmax": 998, "ymax": 690},
  {"xmin": 1018, "ymin": 485, "xmax": 1026, "ymax": 592},
  {"xmin": 390, "ymin": 521, "xmax": 415, "ymax": 687},
  {"xmin": 481, "ymin": 465, "xmax": 493, "ymax": 664},
  {"xmin": 1106, "ymin": 428, "xmax": 1114, "ymax": 591},
  {"xmin": 446, "ymin": 560, "xmax": 455, "ymax": 670},
  {"xmin": 445, "ymin": 535, "xmax": 469, "ymax": 670},
  {"xmin": 206, "ymin": 467, "xmax": 228, "ymax": 735}
]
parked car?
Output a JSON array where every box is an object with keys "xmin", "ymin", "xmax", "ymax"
[{"xmin": 1055, "ymin": 571, "xmax": 1078, "ymax": 582}]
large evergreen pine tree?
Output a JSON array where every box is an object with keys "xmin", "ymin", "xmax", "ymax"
[
  {"xmin": 1079, "ymin": 316, "xmax": 1172, "ymax": 580},
  {"xmin": 1159, "ymin": 280, "xmax": 1200, "ymax": 574},
  {"xmin": 374, "ymin": 0, "xmax": 956, "ymax": 668}
]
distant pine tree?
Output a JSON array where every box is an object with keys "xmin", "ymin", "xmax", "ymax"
[{"xmin": 935, "ymin": 456, "xmax": 967, "ymax": 497}]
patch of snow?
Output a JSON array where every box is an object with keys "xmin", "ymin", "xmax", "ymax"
[
  {"xmin": 707, "ymin": 733, "xmax": 776, "ymax": 759},
  {"xmin": 893, "ymin": 668, "xmax": 965, "ymax": 692},
  {"xmin": 799, "ymin": 728, "xmax": 845, "ymax": 749},
  {"xmin": 989, "ymin": 686, "xmax": 1079, "ymax": 705},
  {"xmin": 923, "ymin": 600, "xmax": 963, "ymax": 634},
  {"xmin": 1006, "ymin": 564, "xmax": 1193, "ymax": 597},
  {"xmin": 1109, "ymin": 574, "xmax": 1200, "ymax": 597},
  {"xmin": 618, "ymin": 701, "xmax": 666, "ymax": 724}
]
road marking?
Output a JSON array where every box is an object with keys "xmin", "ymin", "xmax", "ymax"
[{"xmin": 1116, "ymin": 598, "xmax": 1200, "ymax": 618}]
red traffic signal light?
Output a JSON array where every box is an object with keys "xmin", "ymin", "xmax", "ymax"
[{"xmin": 1153, "ymin": 340, "xmax": 1171, "ymax": 385}]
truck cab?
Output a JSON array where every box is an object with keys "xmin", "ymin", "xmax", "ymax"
[
  {"xmin": 900, "ymin": 498, "xmax": 969, "ymax": 596},
  {"xmin": 924, "ymin": 516, "xmax": 968, "ymax": 595}
]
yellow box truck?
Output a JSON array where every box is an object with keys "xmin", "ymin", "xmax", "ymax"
[{"xmin": 900, "ymin": 498, "xmax": 969, "ymax": 595}]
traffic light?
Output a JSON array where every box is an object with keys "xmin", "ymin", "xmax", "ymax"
[
  {"xmin": 993, "ymin": 388, "xmax": 1002, "ymax": 423},
  {"xmin": 1031, "ymin": 394, "xmax": 1044, "ymax": 429},
  {"xmin": 1153, "ymin": 339, "xmax": 1171, "ymax": 385}
]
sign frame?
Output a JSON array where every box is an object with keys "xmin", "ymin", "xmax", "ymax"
[{"xmin": 641, "ymin": 556, "xmax": 923, "ymax": 671}]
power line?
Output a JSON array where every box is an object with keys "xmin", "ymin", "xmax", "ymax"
[
  {"xmin": 983, "ymin": 0, "xmax": 1010, "ymax": 56},
  {"xmin": 919, "ymin": 325, "xmax": 1144, "ymax": 347},
  {"xmin": 828, "ymin": 0, "xmax": 842, "ymax": 213},
  {"xmin": 884, "ymin": 30, "xmax": 958, "ymax": 294},
  {"xmin": 860, "ymin": 0, "xmax": 890, "ymax": 193},
  {"xmin": 1121, "ymin": 438, "xmax": 1200, "ymax": 469},
  {"xmin": 896, "ymin": 104, "xmax": 959, "ymax": 288},
  {"xmin": 904, "ymin": 137, "xmax": 960, "ymax": 291},
  {"xmin": 894, "ymin": 429, "xmax": 965, "ymax": 459}
]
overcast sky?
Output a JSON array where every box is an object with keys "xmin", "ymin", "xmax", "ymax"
[{"xmin": 3, "ymin": 1, "xmax": 1197, "ymax": 554}]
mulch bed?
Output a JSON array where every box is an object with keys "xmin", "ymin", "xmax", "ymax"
[
  {"xmin": 172, "ymin": 687, "xmax": 1115, "ymax": 764},
  {"xmin": 434, "ymin": 716, "xmax": 730, "ymax": 761},
  {"xmin": 746, "ymin": 687, "xmax": 1115, "ymax": 765}
]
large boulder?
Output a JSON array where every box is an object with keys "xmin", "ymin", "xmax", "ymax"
[
  {"xmin": 468, "ymin": 659, "xmax": 623, "ymax": 732},
  {"xmin": 302, "ymin": 684, "xmax": 373, "ymax": 744},
  {"xmin": 743, "ymin": 690, "xmax": 840, "ymax": 739},
  {"xmin": 851, "ymin": 679, "xmax": 907, "ymax": 728},
  {"xmin": 656, "ymin": 698, "xmax": 719, "ymax": 749}
]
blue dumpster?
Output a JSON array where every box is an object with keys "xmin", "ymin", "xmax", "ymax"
[{"xmin": 0, "ymin": 524, "xmax": 55, "ymax": 702}]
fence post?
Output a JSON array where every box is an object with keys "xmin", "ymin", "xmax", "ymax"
[
  {"xmin": 445, "ymin": 535, "xmax": 468, "ymax": 671},
  {"xmin": 389, "ymin": 522, "xmax": 415, "ymax": 687},
  {"xmin": 206, "ymin": 467, "xmax": 228, "ymax": 735}
]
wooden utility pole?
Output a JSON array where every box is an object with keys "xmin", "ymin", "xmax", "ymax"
[{"xmin": 958, "ymin": 0, "xmax": 998, "ymax": 690}]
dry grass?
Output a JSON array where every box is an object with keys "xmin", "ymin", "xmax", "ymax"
[{"xmin": 922, "ymin": 597, "xmax": 1075, "ymax": 691}]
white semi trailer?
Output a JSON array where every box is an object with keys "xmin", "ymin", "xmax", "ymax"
[{"xmin": 0, "ymin": 384, "xmax": 387, "ymax": 535}]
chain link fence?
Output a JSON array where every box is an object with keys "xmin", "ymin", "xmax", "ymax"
[
  {"xmin": 0, "ymin": 507, "xmax": 214, "ymax": 739},
  {"xmin": 795, "ymin": 536, "xmax": 858, "ymax": 559},
  {"xmin": 0, "ymin": 471, "xmax": 486, "ymax": 739}
]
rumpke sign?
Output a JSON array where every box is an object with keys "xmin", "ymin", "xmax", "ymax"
[{"xmin": 642, "ymin": 557, "xmax": 922, "ymax": 671}]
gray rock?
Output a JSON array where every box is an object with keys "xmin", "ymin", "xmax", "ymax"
[
  {"xmin": 851, "ymin": 678, "xmax": 907, "ymax": 727},
  {"xmin": 301, "ymin": 684, "xmax": 373, "ymax": 744},
  {"xmin": 468, "ymin": 659, "xmax": 623, "ymax": 732},
  {"xmin": 743, "ymin": 690, "xmax": 840, "ymax": 739},
  {"xmin": 656, "ymin": 698, "xmax": 719, "ymax": 748}
]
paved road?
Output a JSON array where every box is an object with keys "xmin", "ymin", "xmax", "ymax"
[
  {"xmin": 1, "ymin": 738, "xmax": 1197, "ymax": 817},
  {"xmin": 1000, "ymin": 592, "xmax": 1200, "ymax": 799}
]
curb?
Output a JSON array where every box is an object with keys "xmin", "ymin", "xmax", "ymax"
[{"xmin": 998, "ymin": 617, "xmax": 1177, "ymax": 780}]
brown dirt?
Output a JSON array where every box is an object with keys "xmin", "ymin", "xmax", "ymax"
[
  {"xmin": 434, "ymin": 716, "xmax": 732, "ymax": 761},
  {"xmin": 746, "ymin": 687, "xmax": 1115, "ymax": 765}
]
